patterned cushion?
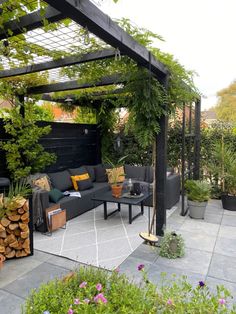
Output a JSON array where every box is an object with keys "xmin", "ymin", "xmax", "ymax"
[
  {"xmin": 33, "ymin": 176, "xmax": 50, "ymax": 191},
  {"xmin": 106, "ymin": 166, "xmax": 125, "ymax": 184}
]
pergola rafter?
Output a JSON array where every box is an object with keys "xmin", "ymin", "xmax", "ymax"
[
  {"xmin": 0, "ymin": 49, "xmax": 118, "ymax": 78},
  {"xmin": 27, "ymin": 74, "xmax": 123, "ymax": 94}
]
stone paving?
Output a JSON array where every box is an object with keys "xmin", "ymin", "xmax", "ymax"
[{"xmin": 1, "ymin": 199, "xmax": 236, "ymax": 313}]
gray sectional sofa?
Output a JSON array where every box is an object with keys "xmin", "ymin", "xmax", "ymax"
[{"xmin": 35, "ymin": 164, "xmax": 180, "ymax": 232}]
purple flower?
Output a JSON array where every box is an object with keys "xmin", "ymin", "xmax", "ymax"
[
  {"xmin": 94, "ymin": 293, "xmax": 107, "ymax": 304},
  {"xmin": 219, "ymin": 298, "xmax": 226, "ymax": 305},
  {"xmin": 114, "ymin": 267, "xmax": 120, "ymax": 273},
  {"xmin": 79, "ymin": 281, "xmax": 87, "ymax": 288},
  {"xmin": 96, "ymin": 283, "xmax": 102, "ymax": 291},
  {"xmin": 43, "ymin": 312, "xmax": 50, "ymax": 314},
  {"xmin": 166, "ymin": 299, "xmax": 173, "ymax": 305},
  {"xmin": 74, "ymin": 298, "xmax": 80, "ymax": 304},
  {"xmin": 67, "ymin": 309, "xmax": 74, "ymax": 314},
  {"xmin": 198, "ymin": 281, "xmax": 205, "ymax": 287},
  {"xmin": 84, "ymin": 298, "xmax": 90, "ymax": 304},
  {"xmin": 137, "ymin": 264, "xmax": 145, "ymax": 271}
]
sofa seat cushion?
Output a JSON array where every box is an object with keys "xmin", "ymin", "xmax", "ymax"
[
  {"xmin": 48, "ymin": 170, "xmax": 73, "ymax": 191},
  {"xmin": 125, "ymin": 165, "xmax": 146, "ymax": 181}
]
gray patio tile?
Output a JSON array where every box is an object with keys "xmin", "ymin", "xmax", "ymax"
[
  {"xmin": 206, "ymin": 276, "xmax": 236, "ymax": 300},
  {"xmin": 147, "ymin": 263, "xmax": 205, "ymax": 287},
  {"xmin": 97, "ymin": 224, "xmax": 126, "ymax": 243},
  {"xmin": 34, "ymin": 236, "xmax": 63, "ymax": 255},
  {"xmin": 98, "ymin": 237, "xmax": 131, "ymax": 261},
  {"xmin": 215, "ymin": 237, "xmax": 236, "ymax": 258},
  {"xmin": 223, "ymin": 209, "xmax": 236, "ymax": 217},
  {"xmin": 204, "ymin": 213, "xmax": 223, "ymax": 225},
  {"xmin": 153, "ymin": 248, "xmax": 212, "ymax": 276},
  {"xmin": 61, "ymin": 244, "xmax": 97, "ymax": 265},
  {"xmin": 3, "ymin": 262, "xmax": 69, "ymax": 298},
  {"xmin": 218, "ymin": 225, "xmax": 236, "ymax": 240},
  {"xmin": 125, "ymin": 221, "xmax": 151, "ymax": 236},
  {"xmin": 68, "ymin": 210, "xmax": 95, "ymax": 223},
  {"xmin": 179, "ymin": 230, "xmax": 216, "ymax": 252},
  {"xmin": 221, "ymin": 215, "xmax": 236, "ymax": 227},
  {"xmin": 205, "ymin": 204, "xmax": 224, "ymax": 215},
  {"xmin": 128, "ymin": 235, "xmax": 144, "ymax": 251},
  {"xmin": 63, "ymin": 231, "xmax": 96, "ymax": 250},
  {"xmin": 99, "ymin": 255, "xmax": 128, "ymax": 270},
  {"xmin": 32, "ymin": 249, "xmax": 52, "ymax": 263},
  {"xmin": 0, "ymin": 289, "xmax": 24, "ymax": 314},
  {"xmin": 0, "ymin": 256, "xmax": 42, "ymax": 288},
  {"xmin": 179, "ymin": 219, "xmax": 220, "ymax": 237},
  {"xmin": 47, "ymin": 254, "xmax": 81, "ymax": 270},
  {"xmin": 208, "ymin": 253, "xmax": 236, "ymax": 282},
  {"xmin": 129, "ymin": 243, "xmax": 159, "ymax": 263},
  {"xmin": 34, "ymin": 228, "xmax": 65, "ymax": 240},
  {"xmin": 119, "ymin": 256, "xmax": 152, "ymax": 284},
  {"xmin": 166, "ymin": 222, "xmax": 183, "ymax": 232}
]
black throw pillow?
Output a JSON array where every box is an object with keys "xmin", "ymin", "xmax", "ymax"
[{"xmin": 76, "ymin": 178, "xmax": 93, "ymax": 191}]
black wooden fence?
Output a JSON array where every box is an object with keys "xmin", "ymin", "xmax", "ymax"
[{"xmin": 0, "ymin": 120, "xmax": 101, "ymax": 178}]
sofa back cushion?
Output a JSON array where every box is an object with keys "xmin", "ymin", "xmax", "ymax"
[
  {"xmin": 124, "ymin": 165, "xmax": 146, "ymax": 181},
  {"xmin": 48, "ymin": 170, "xmax": 72, "ymax": 191},
  {"xmin": 84, "ymin": 165, "xmax": 96, "ymax": 182},
  {"xmin": 69, "ymin": 166, "xmax": 87, "ymax": 176},
  {"xmin": 95, "ymin": 164, "xmax": 108, "ymax": 182},
  {"xmin": 145, "ymin": 166, "xmax": 154, "ymax": 183}
]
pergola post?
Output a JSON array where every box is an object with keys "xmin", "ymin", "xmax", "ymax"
[
  {"xmin": 193, "ymin": 99, "xmax": 201, "ymax": 179},
  {"xmin": 155, "ymin": 112, "xmax": 168, "ymax": 236}
]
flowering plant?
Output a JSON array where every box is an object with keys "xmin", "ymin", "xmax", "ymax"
[{"xmin": 23, "ymin": 265, "xmax": 236, "ymax": 313}]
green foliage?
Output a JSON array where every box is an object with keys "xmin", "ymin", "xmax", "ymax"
[
  {"xmin": 214, "ymin": 80, "xmax": 236, "ymax": 123},
  {"xmin": 159, "ymin": 232, "xmax": 185, "ymax": 259},
  {"xmin": 74, "ymin": 107, "xmax": 97, "ymax": 124},
  {"xmin": 1, "ymin": 101, "xmax": 56, "ymax": 181},
  {"xmin": 185, "ymin": 180, "xmax": 211, "ymax": 202},
  {"xmin": 22, "ymin": 266, "xmax": 236, "ymax": 313},
  {"xmin": 7, "ymin": 179, "xmax": 32, "ymax": 200},
  {"xmin": 34, "ymin": 103, "xmax": 55, "ymax": 122}
]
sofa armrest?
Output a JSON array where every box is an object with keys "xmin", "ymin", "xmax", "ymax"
[{"xmin": 166, "ymin": 174, "xmax": 180, "ymax": 209}]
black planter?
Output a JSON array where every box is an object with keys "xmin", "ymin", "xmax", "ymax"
[{"xmin": 221, "ymin": 194, "xmax": 236, "ymax": 211}]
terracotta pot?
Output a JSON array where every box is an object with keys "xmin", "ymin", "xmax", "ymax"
[{"xmin": 111, "ymin": 184, "xmax": 123, "ymax": 198}]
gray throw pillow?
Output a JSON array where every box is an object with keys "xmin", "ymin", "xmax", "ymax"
[
  {"xmin": 125, "ymin": 165, "xmax": 146, "ymax": 181},
  {"xmin": 77, "ymin": 178, "xmax": 93, "ymax": 191},
  {"xmin": 85, "ymin": 165, "xmax": 96, "ymax": 182},
  {"xmin": 48, "ymin": 170, "xmax": 72, "ymax": 191}
]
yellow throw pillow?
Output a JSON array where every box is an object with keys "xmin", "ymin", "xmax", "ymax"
[
  {"xmin": 71, "ymin": 173, "xmax": 90, "ymax": 191},
  {"xmin": 33, "ymin": 176, "xmax": 51, "ymax": 191},
  {"xmin": 106, "ymin": 166, "xmax": 125, "ymax": 184}
]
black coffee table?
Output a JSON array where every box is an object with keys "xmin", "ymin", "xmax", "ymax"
[{"xmin": 92, "ymin": 191, "xmax": 151, "ymax": 224}]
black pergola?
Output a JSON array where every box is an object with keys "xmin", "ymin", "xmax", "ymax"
[{"xmin": 0, "ymin": 0, "xmax": 200, "ymax": 236}]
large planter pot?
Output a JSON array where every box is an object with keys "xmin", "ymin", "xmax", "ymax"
[
  {"xmin": 111, "ymin": 184, "xmax": 123, "ymax": 198},
  {"xmin": 188, "ymin": 200, "xmax": 208, "ymax": 219},
  {"xmin": 221, "ymin": 194, "xmax": 236, "ymax": 211}
]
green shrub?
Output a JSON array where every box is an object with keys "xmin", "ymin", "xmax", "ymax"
[
  {"xmin": 159, "ymin": 232, "xmax": 185, "ymax": 259},
  {"xmin": 185, "ymin": 180, "xmax": 211, "ymax": 202},
  {"xmin": 22, "ymin": 266, "xmax": 236, "ymax": 314}
]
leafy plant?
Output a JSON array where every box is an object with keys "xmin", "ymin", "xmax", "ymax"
[
  {"xmin": 185, "ymin": 180, "xmax": 211, "ymax": 202},
  {"xmin": 159, "ymin": 232, "xmax": 185, "ymax": 259},
  {"xmin": 104, "ymin": 155, "xmax": 127, "ymax": 185},
  {"xmin": 22, "ymin": 265, "xmax": 236, "ymax": 313},
  {"xmin": 0, "ymin": 101, "xmax": 56, "ymax": 181}
]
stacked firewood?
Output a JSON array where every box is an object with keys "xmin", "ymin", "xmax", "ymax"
[{"xmin": 0, "ymin": 199, "xmax": 30, "ymax": 261}]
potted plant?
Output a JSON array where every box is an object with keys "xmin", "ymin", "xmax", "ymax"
[
  {"xmin": 185, "ymin": 180, "xmax": 211, "ymax": 219},
  {"xmin": 104, "ymin": 156, "xmax": 127, "ymax": 198},
  {"xmin": 211, "ymin": 141, "xmax": 236, "ymax": 211}
]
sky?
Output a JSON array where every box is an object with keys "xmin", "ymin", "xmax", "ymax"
[{"xmin": 96, "ymin": 0, "xmax": 236, "ymax": 110}]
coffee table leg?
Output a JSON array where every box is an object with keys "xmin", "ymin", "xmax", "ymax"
[
  {"xmin": 104, "ymin": 202, "xmax": 107, "ymax": 220},
  {"xmin": 118, "ymin": 203, "xmax": 121, "ymax": 211},
  {"xmin": 129, "ymin": 204, "xmax": 132, "ymax": 224},
  {"xmin": 141, "ymin": 201, "xmax": 144, "ymax": 215}
]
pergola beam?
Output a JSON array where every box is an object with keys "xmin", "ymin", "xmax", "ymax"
[
  {"xmin": 0, "ymin": 6, "xmax": 64, "ymax": 40},
  {"xmin": 0, "ymin": 49, "xmax": 117, "ymax": 78},
  {"xmin": 41, "ymin": 88, "xmax": 124, "ymax": 103},
  {"xmin": 27, "ymin": 74, "xmax": 123, "ymax": 94},
  {"xmin": 44, "ymin": 0, "xmax": 168, "ymax": 81}
]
